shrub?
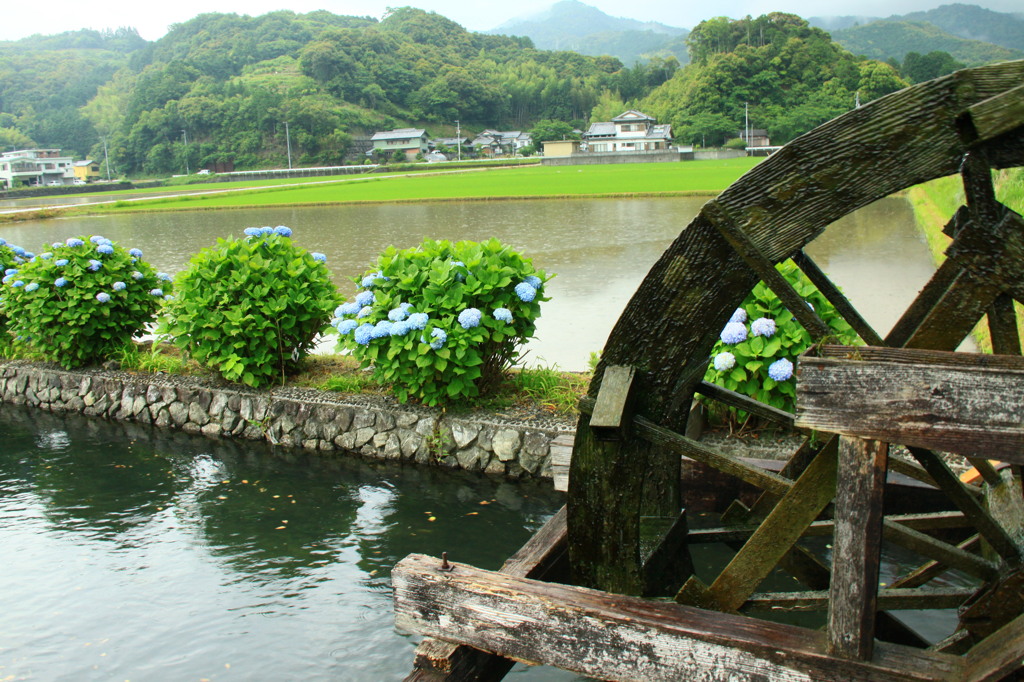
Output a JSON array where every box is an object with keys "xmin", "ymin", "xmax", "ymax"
[
  {"xmin": 704, "ymin": 260, "xmax": 860, "ymax": 424},
  {"xmin": 160, "ymin": 226, "xmax": 340, "ymax": 388},
  {"xmin": 333, "ymin": 238, "xmax": 550, "ymax": 406},
  {"xmin": 1, "ymin": 235, "xmax": 169, "ymax": 368}
]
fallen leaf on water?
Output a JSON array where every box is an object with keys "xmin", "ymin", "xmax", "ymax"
[
  {"xmin": 479, "ymin": 501, "xmax": 490, "ymax": 505},
  {"xmin": 466, "ymin": 512, "xmax": 478, "ymax": 516},
  {"xmin": 273, "ymin": 494, "xmax": 280, "ymax": 499},
  {"xmin": 241, "ymin": 479, "xmax": 248, "ymax": 484},
  {"xmin": 428, "ymin": 516, "xmax": 436, "ymax": 522},
  {"xmin": 217, "ymin": 496, "xmax": 227, "ymax": 500},
  {"xmin": 275, "ymin": 526, "xmax": 287, "ymax": 530}
]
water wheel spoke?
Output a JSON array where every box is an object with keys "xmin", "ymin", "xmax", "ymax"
[
  {"xmin": 696, "ymin": 380, "xmax": 796, "ymax": 429},
  {"xmin": 890, "ymin": 535, "xmax": 982, "ymax": 590},
  {"xmin": 793, "ymin": 250, "xmax": 885, "ymax": 346},
  {"xmin": 745, "ymin": 587, "xmax": 976, "ymax": 613},
  {"xmin": 987, "ymin": 293, "xmax": 1022, "ymax": 355}
]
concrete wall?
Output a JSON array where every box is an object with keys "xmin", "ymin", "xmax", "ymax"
[
  {"xmin": 694, "ymin": 149, "xmax": 747, "ymax": 161},
  {"xmin": 0, "ymin": 361, "xmax": 574, "ymax": 480},
  {"xmin": 541, "ymin": 149, "xmax": 692, "ymax": 166}
]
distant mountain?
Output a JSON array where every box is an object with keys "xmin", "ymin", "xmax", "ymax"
[
  {"xmin": 829, "ymin": 20, "xmax": 1023, "ymax": 65},
  {"xmin": 488, "ymin": 0, "xmax": 689, "ymax": 65},
  {"xmin": 810, "ymin": 3, "xmax": 1024, "ymax": 64}
]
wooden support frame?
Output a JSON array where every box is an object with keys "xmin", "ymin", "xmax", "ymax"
[
  {"xmin": 793, "ymin": 250, "xmax": 885, "ymax": 347},
  {"xmin": 393, "ymin": 554, "xmax": 963, "ymax": 682}
]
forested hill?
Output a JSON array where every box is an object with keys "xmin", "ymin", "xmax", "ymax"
[{"xmin": 0, "ymin": 8, "xmax": 684, "ymax": 175}]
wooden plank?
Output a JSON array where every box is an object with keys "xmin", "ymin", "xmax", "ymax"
[
  {"xmin": 828, "ymin": 436, "xmax": 889, "ymax": 660},
  {"xmin": 697, "ymin": 380, "xmax": 797, "ymax": 428},
  {"xmin": 634, "ymin": 417, "xmax": 794, "ymax": 496},
  {"xmin": 793, "ymin": 250, "xmax": 885, "ymax": 347},
  {"xmin": 890, "ymin": 535, "xmax": 982, "ymax": 589},
  {"xmin": 549, "ymin": 434, "xmax": 573, "ymax": 493},
  {"xmin": 987, "ymin": 293, "xmax": 1022, "ymax": 356},
  {"xmin": 393, "ymin": 553, "xmax": 963, "ymax": 682},
  {"xmin": 966, "ymin": 82, "xmax": 1024, "ymax": 143},
  {"xmin": 883, "ymin": 520, "xmax": 1000, "ymax": 582},
  {"xmin": 404, "ymin": 507, "xmax": 568, "ymax": 682},
  {"xmin": 688, "ymin": 512, "xmax": 972, "ymax": 544},
  {"xmin": 589, "ymin": 365, "xmax": 636, "ymax": 441},
  {"xmin": 679, "ymin": 445, "xmax": 839, "ymax": 613},
  {"xmin": 745, "ymin": 587, "xmax": 975, "ymax": 612},
  {"xmin": 961, "ymin": 613, "xmax": 1024, "ymax": 682},
  {"xmin": 795, "ymin": 347, "xmax": 1024, "ymax": 461}
]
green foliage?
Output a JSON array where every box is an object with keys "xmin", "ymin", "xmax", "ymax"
[
  {"xmin": 899, "ymin": 51, "xmax": 965, "ymax": 83},
  {"xmin": 334, "ymin": 239, "xmax": 550, "ymax": 406},
  {"xmin": 528, "ymin": 119, "xmax": 579, "ymax": 144},
  {"xmin": 723, "ymin": 137, "xmax": 747, "ymax": 149},
  {"xmin": 1, "ymin": 236, "xmax": 169, "ymax": 369},
  {"xmin": 704, "ymin": 260, "xmax": 860, "ymax": 423},
  {"xmin": 510, "ymin": 366, "xmax": 589, "ymax": 415},
  {"xmin": 830, "ymin": 19, "xmax": 1023, "ymax": 66},
  {"xmin": 160, "ymin": 226, "xmax": 340, "ymax": 388}
]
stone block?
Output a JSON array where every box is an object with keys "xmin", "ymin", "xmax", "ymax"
[
  {"xmin": 188, "ymin": 402, "xmax": 210, "ymax": 426},
  {"xmin": 492, "ymin": 428, "xmax": 522, "ymax": 462},
  {"xmin": 353, "ymin": 410, "xmax": 375, "ymax": 430},
  {"xmin": 353, "ymin": 427, "xmax": 375, "ymax": 448},
  {"xmin": 396, "ymin": 412, "xmax": 419, "ymax": 428},
  {"xmin": 450, "ymin": 420, "xmax": 479, "ymax": 449}
]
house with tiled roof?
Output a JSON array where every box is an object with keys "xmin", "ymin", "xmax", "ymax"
[
  {"xmin": 370, "ymin": 128, "xmax": 430, "ymax": 161},
  {"xmin": 583, "ymin": 111, "xmax": 673, "ymax": 153}
]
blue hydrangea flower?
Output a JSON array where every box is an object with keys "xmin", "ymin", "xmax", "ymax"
[
  {"xmin": 24, "ymin": 282, "xmax": 39, "ymax": 293},
  {"xmin": 4, "ymin": 268, "xmax": 16, "ymax": 276},
  {"xmin": 713, "ymin": 352, "xmax": 736, "ymax": 371},
  {"xmin": 428, "ymin": 327, "xmax": 447, "ymax": 350},
  {"xmin": 311, "ymin": 252, "xmax": 327, "ymax": 263},
  {"xmin": 720, "ymin": 322, "xmax": 748, "ymax": 345},
  {"xmin": 400, "ymin": 302, "xmax": 413, "ymax": 311},
  {"xmin": 96, "ymin": 244, "xmax": 114, "ymax": 255},
  {"xmin": 89, "ymin": 235, "xmax": 105, "ymax": 244},
  {"xmin": 356, "ymin": 306, "xmax": 372, "ymax": 319},
  {"xmin": 13, "ymin": 256, "xmax": 24, "ymax": 264},
  {"xmin": 1, "ymin": 275, "xmax": 12, "ymax": 285},
  {"xmin": 150, "ymin": 288, "xmax": 163, "ymax": 297},
  {"xmin": 751, "ymin": 317, "xmax": 777, "ymax": 338},
  {"xmin": 88, "ymin": 259, "xmax": 102, "ymax": 271},
  {"xmin": 524, "ymin": 275, "xmax": 542, "ymax": 289},
  {"xmin": 493, "ymin": 307, "xmax": 513, "ymax": 323},
  {"xmin": 66, "ymin": 238, "xmax": 85, "ymax": 248},
  {"xmin": 768, "ymin": 358, "xmax": 794, "ymax": 381},
  {"xmin": 12, "ymin": 246, "xmax": 25, "ymax": 256},
  {"xmin": 729, "ymin": 308, "xmax": 747, "ymax": 324},
  {"xmin": 131, "ymin": 271, "xmax": 144, "ymax": 280},
  {"xmin": 0, "ymin": 238, "xmax": 5, "ymax": 245},
  {"xmin": 355, "ymin": 290, "xmax": 375, "ymax": 307},
  {"xmin": 11, "ymin": 280, "xmax": 24, "ymax": 288},
  {"xmin": 361, "ymin": 271, "xmax": 384, "ymax": 288},
  {"xmin": 129, "ymin": 248, "xmax": 143, "ymax": 258},
  {"xmin": 515, "ymin": 282, "xmax": 537, "ymax": 302},
  {"xmin": 391, "ymin": 320, "xmax": 413, "ymax": 336},
  {"xmin": 157, "ymin": 272, "xmax": 172, "ymax": 281},
  {"xmin": 112, "ymin": 281, "xmax": 126, "ymax": 291},
  {"xmin": 54, "ymin": 277, "xmax": 68, "ymax": 288},
  {"xmin": 337, "ymin": 301, "xmax": 360, "ymax": 316},
  {"xmin": 388, "ymin": 307, "xmax": 408, "ymax": 322},
  {"xmin": 164, "ymin": 295, "xmax": 174, "ymax": 301},
  {"xmin": 95, "ymin": 292, "xmax": 111, "ymax": 303},
  {"xmin": 458, "ymin": 308, "xmax": 482, "ymax": 329},
  {"xmin": 244, "ymin": 227, "xmax": 261, "ymax": 237},
  {"xmin": 23, "ymin": 252, "xmax": 34, "ymax": 260},
  {"xmin": 371, "ymin": 320, "xmax": 394, "ymax": 338},
  {"xmin": 336, "ymin": 319, "xmax": 358, "ymax": 335},
  {"xmin": 407, "ymin": 312, "xmax": 429, "ymax": 330},
  {"xmin": 55, "ymin": 259, "xmax": 69, "ymax": 267},
  {"xmin": 51, "ymin": 242, "xmax": 62, "ymax": 248},
  {"xmin": 40, "ymin": 253, "xmax": 52, "ymax": 260},
  {"xmin": 259, "ymin": 226, "xmax": 274, "ymax": 236},
  {"xmin": 273, "ymin": 226, "xmax": 292, "ymax": 237},
  {"xmin": 354, "ymin": 323, "xmax": 374, "ymax": 345}
]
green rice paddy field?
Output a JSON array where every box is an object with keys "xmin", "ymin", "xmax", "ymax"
[{"xmin": 100, "ymin": 158, "xmax": 762, "ymax": 213}]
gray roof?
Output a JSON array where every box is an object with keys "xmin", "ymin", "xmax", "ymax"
[
  {"xmin": 611, "ymin": 110, "xmax": 655, "ymax": 123},
  {"xmin": 371, "ymin": 128, "xmax": 427, "ymax": 141},
  {"xmin": 584, "ymin": 122, "xmax": 616, "ymax": 137},
  {"xmin": 647, "ymin": 125, "xmax": 672, "ymax": 140}
]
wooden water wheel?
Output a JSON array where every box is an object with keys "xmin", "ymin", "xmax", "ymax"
[{"xmin": 394, "ymin": 60, "xmax": 1024, "ymax": 681}]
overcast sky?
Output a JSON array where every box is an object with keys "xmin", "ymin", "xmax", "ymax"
[{"xmin": 1, "ymin": 0, "xmax": 1020, "ymax": 42}]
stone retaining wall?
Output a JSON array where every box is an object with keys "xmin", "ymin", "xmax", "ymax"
[{"xmin": 0, "ymin": 361, "xmax": 574, "ymax": 480}]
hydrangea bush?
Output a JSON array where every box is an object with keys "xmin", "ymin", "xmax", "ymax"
[
  {"xmin": 1, "ymin": 235, "xmax": 169, "ymax": 368},
  {"xmin": 334, "ymin": 238, "xmax": 550, "ymax": 406},
  {"xmin": 704, "ymin": 260, "xmax": 860, "ymax": 423},
  {"xmin": 160, "ymin": 226, "xmax": 340, "ymax": 388}
]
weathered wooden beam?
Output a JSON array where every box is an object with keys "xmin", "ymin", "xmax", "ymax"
[
  {"xmin": 549, "ymin": 433, "xmax": 573, "ymax": 493},
  {"xmin": 633, "ymin": 417, "xmax": 794, "ymax": 496},
  {"xmin": 589, "ymin": 365, "xmax": 636, "ymax": 441},
  {"xmin": 393, "ymin": 553, "xmax": 963, "ymax": 682},
  {"xmin": 404, "ymin": 506, "xmax": 568, "ymax": 682},
  {"xmin": 793, "ymin": 250, "xmax": 885, "ymax": 347},
  {"xmin": 697, "ymin": 380, "xmax": 797, "ymax": 428},
  {"xmin": 890, "ymin": 535, "xmax": 982, "ymax": 590},
  {"xmin": 965, "ymin": 82, "xmax": 1024, "ymax": 142},
  {"xmin": 677, "ymin": 445, "xmax": 839, "ymax": 613},
  {"xmin": 795, "ymin": 346, "xmax": 1024, "ymax": 462},
  {"xmin": 961, "ymin": 613, "xmax": 1024, "ymax": 682},
  {"xmin": 883, "ymin": 520, "xmax": 1000, "ymax": 582},
  {"xmin": 986, "ymin": 293, "xmax": 1022, "ymax": 356},
  {"xmin": 745, "ymin": 587, "xmax": 976, "ymax": 613},
  {"xmin": 828, "ymin": 436, "xmax": 889, "ymax": 660},
  {"xmin": 688, "ymin": 512, "xmax": 972, "ymax": 544}
]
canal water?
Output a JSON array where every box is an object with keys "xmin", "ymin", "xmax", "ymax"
[
  {"xmin": 0, "ymin": 196, "xmax": 939, "ymax": 370},
  {"xmin": 0, "ymin": 403, "xmax": 575, "ymax": 680}
]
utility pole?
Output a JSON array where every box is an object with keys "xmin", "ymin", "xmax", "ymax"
[
  {"xmin": 181, "ymin": 129, "xmax": 189, "ymax": 175},
  {"xmin": 285, "ymin": 121, "xmax": 292, "ymax": 169},
  {"xmin": 102, "ymin": 136, "xmax": 111, "ymax": 182},
  {"xmin": 744, "ymin": 102, "xmax": 750, "ymax": 155},
  {"xmin": 455, "ymin": 119, "xmax": 461, "ymax": 162}
]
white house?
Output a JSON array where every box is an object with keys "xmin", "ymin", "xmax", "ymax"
[
  {"xmin": 370, "ymin": 128, "xmax": 430, "ymax": 161},
  {"xmin": 583, "ymin": 111, "xmax": 673, "ymax": 153},
  {"xmin": 0, "ymin": 149, "xmax": 75, "ymax": 189}
]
